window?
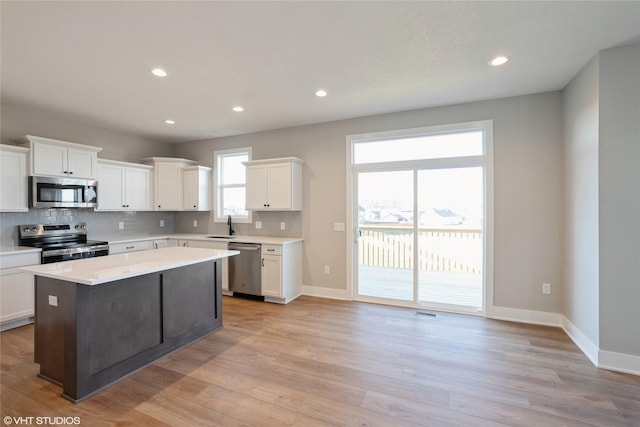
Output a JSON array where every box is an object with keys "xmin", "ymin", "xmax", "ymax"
[
  {"xmin": 354, "ymin": 130, "xmax": 483, "ymax": 164},
  {"xmin": 214, "ymin": 147, "xmax": 252, "ymax": 223}
]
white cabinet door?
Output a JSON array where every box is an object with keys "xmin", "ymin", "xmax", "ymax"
[
  {"xmin": 183, "ymin": 169, "xmax": 198, "ymax": 210},
  {"xmin": 125, "ymin": 167, "xmax": 151, "ymax": 210},
  {"xmin": 155, "ymin": 162, "xmax": 182, "ymax": 210},
  {"xmin": 97, "ymin": 162, "xmax": 125, "ymax": 210},
  {"xmin": 0, "ymin": 268, "xmax": 34, "ymax": 325},
  {"xmin": 67, "ymin": 147, "xmax": 97, "ymax": 178},
  {"xmin": 33, "ymin": 142, "xmax": 67, "ymax": 176},
  {"xmin": 265, "ymin": 163, "xmax": 293, "ymax": 209},
  {"xmin": 245, "ymin": 164, "xmax": 268, "ymax": 210},
  {"xmin": 261, "ymin": 255, "xmax": 282, "ymax": 298},
  {"xmin": 0, "ymin": 147, "xmax": 28, "ymax": 212},
  {"xmin": 182, "ymin": 166, "xmax": 211, "ymax": 211}
]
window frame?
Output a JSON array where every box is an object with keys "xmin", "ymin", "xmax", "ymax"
[{"xmin": 213, "ymin": 146, "xmax": 252, "ymax": 223}]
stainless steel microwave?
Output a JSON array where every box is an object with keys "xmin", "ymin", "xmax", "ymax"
[{"xmin": 29, "ymin": 176, "xmax": 98, "ymax": 208}]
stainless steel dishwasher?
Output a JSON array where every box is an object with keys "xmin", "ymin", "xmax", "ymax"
[{"xmin": 228, "ymin": 242, "xmax": 263, "ymax": 299}]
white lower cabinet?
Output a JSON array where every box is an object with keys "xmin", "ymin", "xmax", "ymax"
[
  {"xmin": 261, "ymin": 242, "xmax": 302, "ymax": 304},
  {"xmin": 0, "ymin": 251, "xmax": 40, "ymax": 331}
]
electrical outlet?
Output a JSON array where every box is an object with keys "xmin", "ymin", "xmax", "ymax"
[
  {"xmin": 193, "ymin": 220, "xmax": 198, "ymax": 228},
  {"xmin": 334, "ymin": 223, "xmax": 345, "ymax": 232},
  {"xmin": 281, "ymin": 222, "xmax": 286, "ymax": 230},
  {"xmin": 160, "ymin": 220, "xmax": 165, "ymax": 227},
  {"xmin": 48, "ymin": 295, "xmax": 58, "ymax": 307},
  {"xmin": 256, "ymin": 221, "xmax": 262, "ymax": 229},
  {"xmin": 542, "ymin": 283, "xmax": 551, "ymax": 295},
  {"xmin": 324, "ymin": 266, "xmax": 330, "ymax": 275},
  {"xmin": 118, "ymin": 221, "xmax": 124, "ymax": 230}
]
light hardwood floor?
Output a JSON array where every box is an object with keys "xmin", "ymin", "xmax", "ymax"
[{"xmin": 1, "ymin": 296, "xmax": 639, "ymax": 426}]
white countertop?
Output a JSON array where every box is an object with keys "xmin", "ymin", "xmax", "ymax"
[{"xmin": 19, "ymin": 247, "xmax": 239, "ymax": 286}]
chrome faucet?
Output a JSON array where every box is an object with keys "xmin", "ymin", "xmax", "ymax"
[{"xmin": 227, "ymin": 215, "xmax": 235, "ymax": 235}]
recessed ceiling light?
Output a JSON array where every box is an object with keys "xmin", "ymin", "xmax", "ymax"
[
  {"xmin": 489, "ymin": 56, "xmax": 509, "ymax": 66},
  {"xmin": 315, "ymin": 89, "xmax": 328, "ymax": 97},
  {"xmin": 232, "ymin": 106, "xmax": 244, "ymax": 112},
  {"xmin": 164, "ymin": 119, "xmax": 175, "ymax": 125},
  {"xmin": 152, "ymin": 68, "xmax": 168, "ymax": 77}
]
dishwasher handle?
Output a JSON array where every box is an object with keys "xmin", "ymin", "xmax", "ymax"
[{"xmin": 228, "ymin": 243, "xmax": 261, "ymax": 252}]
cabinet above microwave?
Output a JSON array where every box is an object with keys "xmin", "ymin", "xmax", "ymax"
[{"xmin": 17, "ymin": 135, "xmax": 102, "ymax": 179}]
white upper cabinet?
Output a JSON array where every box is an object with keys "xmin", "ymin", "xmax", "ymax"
[
  {"xmin": 244, "ymin": 157, "xmax": 303, "ymax": 211},
  {"xmin": 0, "ymin": 145, "xmax": 29, "ymax": 212},
  {"xmin": 96, "ymin": 159, "xmax": 152, "ymax": 211},
  {"xmin": 141, "ymin": 157, "xmax": 198, "ymax": 211},
  {"xmin": 182, "ymin": 166, "xmax": 212, "ymax": 211},
  {"xmin": 17, "ymin": 135, "xmax": 102, "ymax": 179}
]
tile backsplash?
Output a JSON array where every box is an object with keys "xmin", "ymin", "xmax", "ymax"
[{"xmin": 1, "ymin": 210, "xmax": 175, "ymax": 248}]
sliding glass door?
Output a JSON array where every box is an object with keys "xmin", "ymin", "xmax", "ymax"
[
  {"xmin": 350, "ymin": 122, "xmax": 492, "ymax": 314},
  {"xmin": 417, "ymin": 167, "xmax": 483, "ymax": 309}
]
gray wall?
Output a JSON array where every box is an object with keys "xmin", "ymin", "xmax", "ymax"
[
  {"xmin": 174, "ymin": 91, "xmax": 566, "ymax": 314},
  {"xmin": 562, "ymin": 42, "xmax": 640, "ymax": 359},
  {"xmin": 563, "ymin": 55, "xmax": 600, "ymax": 347},
  {"xmin": 598, "ymin": 43, "xmax": 640, "ymax": 357}
]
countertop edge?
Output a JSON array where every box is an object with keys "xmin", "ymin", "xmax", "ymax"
[{"xmin": 19, "ymin": 247, "xmax": 239, "ymax": 286}]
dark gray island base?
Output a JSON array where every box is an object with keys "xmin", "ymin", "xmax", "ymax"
[{"xmin": 34, "ymin": 260, "xmax": 222, "ymax": 402}]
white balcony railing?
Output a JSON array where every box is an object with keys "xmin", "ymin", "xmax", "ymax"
[{"xmin": 358, "ymin": 225, "xmax": 482, "ymax": 275}]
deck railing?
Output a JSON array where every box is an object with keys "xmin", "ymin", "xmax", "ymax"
[{"xmin": 358, "ymin": 225, "xmax": 482, "ymax": 275}]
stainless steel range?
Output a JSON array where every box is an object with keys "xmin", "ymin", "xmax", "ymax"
[{"xmin": 18, "ymin": 223, "xmax": 109, "ymax": 264}]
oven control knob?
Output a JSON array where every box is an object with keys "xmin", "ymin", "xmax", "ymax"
[
  {"xmin": 23, "ymin": 227, "xmax": 30, "ymax": 232},
  {"xmin": 31, "ymin": 227, "xmax": 37, "ymax": 232}
]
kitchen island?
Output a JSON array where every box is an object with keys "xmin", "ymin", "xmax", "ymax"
[{"xmin": 19, "ymin": 246, "xmax": 238, "ymax": 402}]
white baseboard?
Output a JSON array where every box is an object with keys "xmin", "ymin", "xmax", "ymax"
[
  {"xmin": 490, "ymin": 307, "xmax": 639, "ymax": 376},
  {"xmin": 561, "ymin": 316, "xmax": 599, "ymax": 366},
  {"xmin": 301, "ymin": 285, "xmax": 348, "ymax": 300},
  {"xmin": 489, "ymin": 306, "xmax": 563, "ymax": 327},
  {"xmin": 599, "ymin": 350, "xmax": 640, "ymax": 376}
]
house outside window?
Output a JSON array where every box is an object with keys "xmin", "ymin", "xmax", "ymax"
[{"xmin": 214, "ymin": 147, "xmax": 252, "ymax": 223}]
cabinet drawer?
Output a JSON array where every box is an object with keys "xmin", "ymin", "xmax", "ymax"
[
  {"xmin": 261, "ymin": 245, "xmax": 281, "ymax": 256},
  {"xmin": 109, "ymin": 240, "xmax": 154, "ymax": 254}
]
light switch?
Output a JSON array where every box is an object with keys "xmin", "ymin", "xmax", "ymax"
[
  {"xmin": 256, "ymin": 221, "xmax": 262, "ymax": 229},
  {"xmin": 281, "ymin": 222, "xmax": 286, "ymax": 230},
  {"xmin": 334, "ymin": 223, "xmax": 345, "ymax": 232}
]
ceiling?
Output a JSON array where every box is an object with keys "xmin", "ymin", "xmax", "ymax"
[{"xmin": 2, "ymin": 1, "xmax": 639, "ymax": 144}]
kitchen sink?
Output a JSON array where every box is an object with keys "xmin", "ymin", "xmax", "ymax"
[{"xmin": 204, "ymin": 235, "xmax": 236, "ymax": 239}]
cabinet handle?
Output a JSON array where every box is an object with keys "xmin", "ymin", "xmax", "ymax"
[
  {"xmin": 158, "ymin": 205, "xmax": 161, "ymax": 208},
  {"xmin": 126, "ymin": 246, "xmax": 134, "ymax": 250},
  {"xmin": 69, "ymin": 171, "xmax": 73, "ymax": 175},
  {"xmin": 262, "ymin": 258, "xmax": 265, "ymax": 267},
  {"xmin": 193, "ymin": 205, "xmax": 196, "ymax": 208},
  {"xmin": 63, "ymin": 170, "xmax": 68, "ymax": 174},
  {"xmin": 154, "ymin": 243, "xmax": 158, "ymax": 249}
]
